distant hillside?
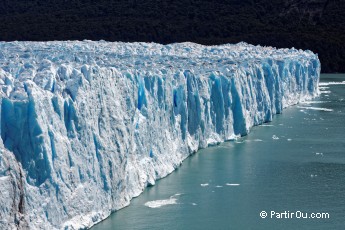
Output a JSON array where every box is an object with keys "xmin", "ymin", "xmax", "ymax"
[{"xmin": 0, "ymin": 0, "xmax": 344, "ymax": 73}]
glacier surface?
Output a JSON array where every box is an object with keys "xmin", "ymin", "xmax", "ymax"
[{"xmin": 0, "ymin": 41, "xmax": 320, "ymax": 229}]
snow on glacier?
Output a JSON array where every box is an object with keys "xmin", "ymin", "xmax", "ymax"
[{"xmin": 0, "ymin": 41, "xmax": 320, "ymax": 229}]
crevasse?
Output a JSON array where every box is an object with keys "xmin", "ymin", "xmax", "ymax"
[{"xmin": 0, "ymin": 41, "xmax": 320, "ymax": 229}]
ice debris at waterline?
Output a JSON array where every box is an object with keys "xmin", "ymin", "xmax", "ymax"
[
  {"xmin": 144, "ymin": 194, "xmax": 181, "ymax": 208},
  {"xmin": 0, "ymin": 41, "xmax": 320, "ymax": 229},
  {"xmin": 319, "ymin": 81, "xmax": 345, "ymax": 86},
  {"xmin": 297, "ymin": 106, "xmax": 333, "ymax": 112}
]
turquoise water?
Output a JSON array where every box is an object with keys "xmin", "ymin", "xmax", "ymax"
[{"xmin": 92, "ymin": 74, "xmax": 345, "ymax": 230}]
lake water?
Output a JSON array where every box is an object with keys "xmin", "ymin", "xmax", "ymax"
[{"xmin": 92, "ymin": 74, "xmax": 345, "ymax": 230}]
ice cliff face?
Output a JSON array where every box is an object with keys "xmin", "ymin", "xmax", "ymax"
[{"xmin": 0, "ymin": 41, "xmax": 320, "ymax": 229}]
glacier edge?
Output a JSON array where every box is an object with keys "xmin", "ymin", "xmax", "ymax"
[{"xmin": 0, "ymin": 41, "xmax": 320, "ymax": 229}]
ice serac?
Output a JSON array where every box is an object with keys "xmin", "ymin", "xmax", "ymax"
[{"xmin": 0, "ymin": 41, "xmax": 320, "ymax": 229}]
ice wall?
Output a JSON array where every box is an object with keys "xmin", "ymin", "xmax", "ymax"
[{"xmin": 0, "ymin": 41, "xmax": 320, "ymax": 229}]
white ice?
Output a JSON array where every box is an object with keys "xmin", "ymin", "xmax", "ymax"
[
  {"xmin": 297, "ymin": 106, "xmax": 333, "ymax": 112},
  {"xmin": 144, "ymin": 196, "xmax": 179, "ymax": 208},
  {"xmin": 226, "ymin": 183, "xmax": 240, "ymax": 186},
  {"xmin": 272, "ymin": 135, "xmax": 279, "ymax": 140},
  {"xmin": 319, "ymin": 81, "xmax": 345, "ymax": 86}
]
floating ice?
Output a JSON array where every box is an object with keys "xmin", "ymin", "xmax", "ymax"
[
  {"xmin": 235, "ymin": 141, "xmax": 244, "ymax": 144},
  {"xmin": 319, "ymin": 91, "xmax": 331, "ymax": 94},
  {"xmin": 319, "ymin": 81, "xmax": 345, "ymax": 86},
  {"xmin": 144, "ymin": 195, "xmax": 179, "ymax": 208},
  {"xmin": 253, "ymin": 139, "xmax": 263, "ymax": 142},
  {"xmin": 300, "ymin": 101, "xmax": 330, "ymax": 104},
  {"xmin": 245, "ymin": 139, "xmax": 263, "ymax": 142},
  {"xmin": 0, "ymin": 41, "xmax": 320, "ymax": 229},
  {"xmin": 272, "ymin": 135, "xmax": 279, "ymax": 140},
  {"xmin": 318, "ymin": 86, "xmax": 329, "ymax": 90},
  {"xmin": 297, "ymin": 106, "xmax": 333, "ymax": 112}
]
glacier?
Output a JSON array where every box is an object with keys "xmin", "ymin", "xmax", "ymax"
[{"xmin": 0, "ymin": 41, "xmax": 320, "ymax": 229}]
